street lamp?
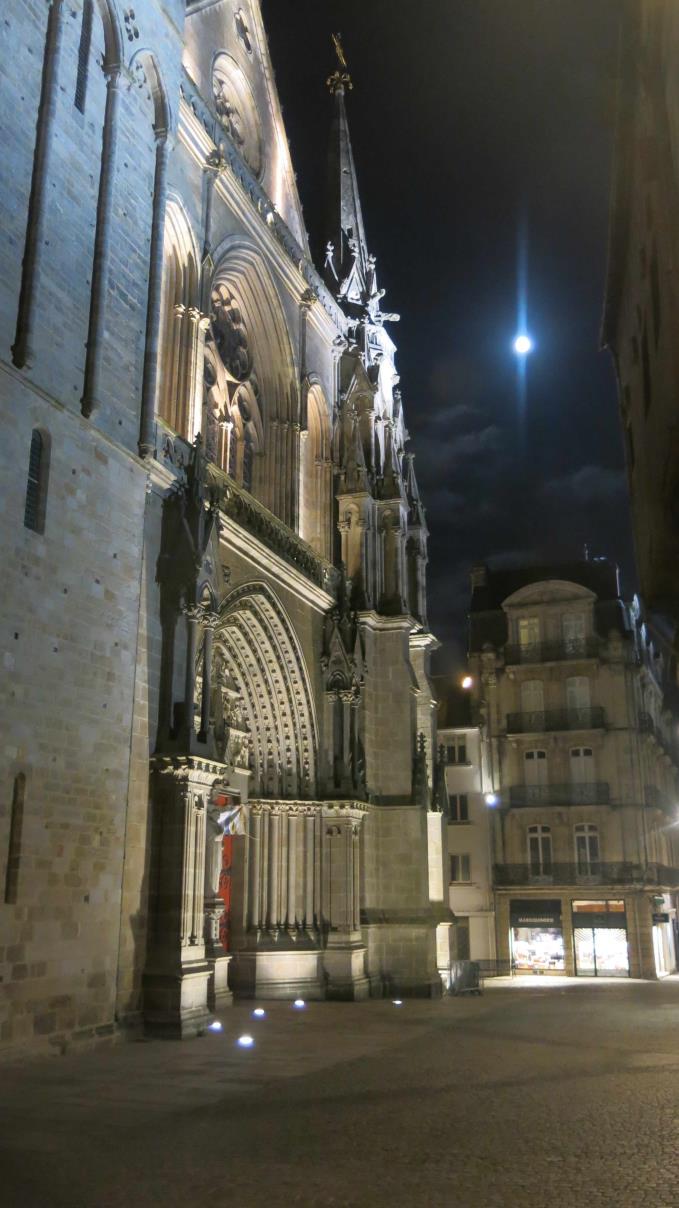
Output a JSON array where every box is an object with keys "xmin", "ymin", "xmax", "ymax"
[{"xmin": 513, "ymin": 334, "xmax": 533, "ymax": 356}]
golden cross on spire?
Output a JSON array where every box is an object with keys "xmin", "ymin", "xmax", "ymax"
[{"xmin": 327, "ymin": 32, "xmax": 353, "ymax": 93}]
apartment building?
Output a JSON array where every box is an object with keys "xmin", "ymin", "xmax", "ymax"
[{"xmin": 468, "ymin": 560, "xmax": 679, "ymax": 979}]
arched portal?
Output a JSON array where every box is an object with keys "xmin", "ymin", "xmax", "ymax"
[{"xmin": 214, "ymin": 583, "xmax": 318, "ymax": 800}]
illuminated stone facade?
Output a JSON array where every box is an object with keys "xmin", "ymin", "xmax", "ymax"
[
  {"xmin": 0, "ymin": 1, "xmax": 445, "ymax": 1052},
  {"xmin": 469, "ymin": 561, "xmax": 679, "ymax": 980}
]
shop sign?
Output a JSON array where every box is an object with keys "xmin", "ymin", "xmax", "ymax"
[
  {"xmin": 653, "ymin": 912, "xmax": 670, "ymax": 924},
  {"xmin": 510, "ymin": 899, "xmax": 562, "ymax": 928}
]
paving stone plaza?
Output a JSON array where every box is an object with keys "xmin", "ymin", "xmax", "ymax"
[{"xmin": 2, "ymin": 980, "xmax": 679, "ymax": 1206}]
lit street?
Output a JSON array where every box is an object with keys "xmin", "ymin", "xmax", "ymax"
[{"xmin": 2, "ymin": 981, "xmax": 679, "ymax": 1207}]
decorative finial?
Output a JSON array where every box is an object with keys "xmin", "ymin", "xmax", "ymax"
[{"xmin": 327, "ymin": 32, "xmax": 352, "ymax": 93}]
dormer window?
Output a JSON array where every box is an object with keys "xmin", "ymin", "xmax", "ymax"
[{"xmin": 518, "ymin": 616, "xmax": 540, "ymax": 651}]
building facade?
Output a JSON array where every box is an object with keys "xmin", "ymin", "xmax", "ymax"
[
  {"xmin": 436, "ymin": 690, "xmax": 496, "ymax": 969},
  {"xmin": 468, "ymin": 560, "xmax": 679, "ymax": 980},
  {"xmin": 602, "ymin": 0, "xmax": 679, "ymax": 681},
  {"xmin": 0, "ymin": 1, "xmax": 446, "ymax": 1054}
]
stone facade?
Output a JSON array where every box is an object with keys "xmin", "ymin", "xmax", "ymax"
[
  {"xmin": 602, "ymin": 0, "xmax": 679, "ymax": 684},
  {"xmin": 468, "ymin": 560, "xmax": 679, "ymax": 980},
  {"xmin": 0, "ymin": 2, "xmax": 446, "ymax": 1054},
  {"xmin": 436, "ymin": 705, "xmax": 496, "ymax": 969}
]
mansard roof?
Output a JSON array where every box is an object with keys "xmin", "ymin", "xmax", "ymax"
[{"xmin": 468, "ymin": 559, "xmax": 629, "ymax": 652}]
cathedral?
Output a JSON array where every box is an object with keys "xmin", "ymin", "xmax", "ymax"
[{"xmin": 0, "ymin": 1, "xmax": 449, "ymax": 1050}]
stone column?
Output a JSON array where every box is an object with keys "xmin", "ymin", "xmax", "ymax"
[
  {"xmin": 199, "ymin": 614, "xmax": 218, "ymax": 741},
  {"xmin": 321, "ymin": 807, "xmax": 369, "ymax": 1000},
  {"xmin": 269, "ymin": 809, "xmax": 281, "ymax": 931},
  {"xmin": 169, "ymin": 302, "xmax": 186, "ymax": 430},
  {"xmin": 12, "ymin": 0, "xmax": 66, "ymax": 369},
  {"xmin": 286, "ymin": 811, "xmax": 298, "ymax": 929},
  {"xmin": 183, "ymin": 605, "xmax": 201, "ymax": 745},
  {"xmin": 248, "ymin": 807, "xmax": 262, "ymax": 930},
  {"xmin": 81, "ymin": 63, "xmax": 121, "ymax": 415},
  {"xmin": 352, "ymin": 824, "xmax": 361, "ymax": 931},
  {"xmin": 139, "ymin": 132, "xmax": 170, "ymax": 459},
  {"xmin": 304, "ymin": 810, "xmax": 315, "ymax": 932},
  {"xmin": 189, "ymin": 310, "xmax": 210, "ymax": 440},
  {"xmin": 144, "ymin": 762, "xmax": 213, "ymax": 1038}
]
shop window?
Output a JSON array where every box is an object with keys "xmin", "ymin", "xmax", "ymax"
[
  {"xmin": 572, "ymin": 901, "xmax": 628, "ymax": 977},
  {"xmin": 574, "ymin": 824, "xmax": 600, "ymax": 874},
  {"xmin": 527, "ymin": 825, "xmax": 552, "ymax": 877},
  {"xmin": 449, "ymin": 794, "xmax": 469, "ymax": 823},
  {"xmin": 451, "ymin": 854, "xmax": 471, "ymax": 883}
]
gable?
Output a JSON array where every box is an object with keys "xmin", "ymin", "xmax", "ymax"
[{"xmin": 184, "ymin": 0, "xmax": 308, "ymax": 251}]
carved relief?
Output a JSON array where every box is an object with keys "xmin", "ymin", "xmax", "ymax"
[
  {"xmin": 210, "ymin": 283, "xmax": 252, "ymax": 382},
  {"xmin": 212, "ymin": 53, "xmax": 263, "ymax": 178}
]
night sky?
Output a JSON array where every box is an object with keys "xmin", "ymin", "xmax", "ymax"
[{"xmin": 262, "ymin": 0, "xmax": 634, "ymax": 670}]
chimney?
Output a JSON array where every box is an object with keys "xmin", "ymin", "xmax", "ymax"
[{"xmin": 470, "ymin": 564, "xmax": 487, "ymax": 589}]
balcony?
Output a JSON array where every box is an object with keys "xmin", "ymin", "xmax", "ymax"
[
  {"xmin": 506, "ymin": 782, "xmax": 610, "ymax": 808},
  {"xmin": 506, "ymin": 707, "xmax": 605, "ymax": 734},
  {"xmin": 504, "ymin": 638, "xmax": 598, "ymax": 665},
  {"xmin": 639, "ymin": 712, "xmax": 679, "ymax": 773},
  {"xmin": 494, "ymin": 862, "xmax": 679, "ymax": 888}
]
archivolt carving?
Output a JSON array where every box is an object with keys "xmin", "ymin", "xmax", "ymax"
[
  {"xmin": 214, "ymin": 584, "xmax": 318, "ymax": 798},
  {"xmin": 211, "ymin": 282, "xmax": 252, "ymax": 382},
  {"xmin": 212, "ymin": 52, "xmax": 262, "ymax": 178}
]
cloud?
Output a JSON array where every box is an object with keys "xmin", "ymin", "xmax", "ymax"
[
  {"xmin": 445, "ymin": 424, "xmax": 503, "ymax": 464},
  {"xmin": 542, "ymin": 465, "xmax": 627, "ymax": 506}
]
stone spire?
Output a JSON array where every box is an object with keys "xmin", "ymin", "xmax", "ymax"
[
  {"xmin": 404, "ymin": 452, "xmax": 427, "ymax": 531},
  {"xmin": 324, "ymin": 34, "xmax": 370, "ymax": 304}
]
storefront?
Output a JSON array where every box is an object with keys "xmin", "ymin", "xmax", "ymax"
[
  {"xmin": 572, "ymin": 899, "xmax": 629, "ymax": 977},
  {"xmin": 651, "ymin": 896, "xmax": 677, "ymax": 977},
  {"xmin": 510, "ymin": 899, "xmax": 565, "ymax": 973}
]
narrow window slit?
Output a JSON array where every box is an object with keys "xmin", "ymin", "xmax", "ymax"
[{"xmin": 75, "ymin": 0, "xmax": 93, "ymax": 114}]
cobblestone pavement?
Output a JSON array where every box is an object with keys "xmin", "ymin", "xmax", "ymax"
[{"xmin": 2, "ymin": 979, "xmax": 679, "ymax": 1207}]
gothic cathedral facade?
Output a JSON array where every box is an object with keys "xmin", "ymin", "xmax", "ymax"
[{"xmin": 0, "ymin": 1, "xmax": 448, "ymax": 1049}]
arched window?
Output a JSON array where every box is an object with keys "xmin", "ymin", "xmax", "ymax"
[
  {"xmin": 300, "ymin": 383, "xmax": 331, "ymax": 558},
  {"xmin": 574, "ymin": 824, "xmax": 600, "ymax": 874},
  {"xmin": 158, "ymin": 201, "xmax": 199, "ymax": 440},
  {"xmin": 74, "ymin": 0, "xmax": 94, "ymax": 113},
  {"xmin": 24, "ymin": 428, "xmax": 50, "ymax": 533},
  {"xmin": 527, "ymin": 824, "xmax": 552, "ymax": 877}
]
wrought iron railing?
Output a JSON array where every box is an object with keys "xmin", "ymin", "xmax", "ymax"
[
  {"xmin": 506, "ymin": 706, "xmax": 605, "ymax": 733},
  {"xmin": 505, "ymin": 638, "xmax": 599, "ymax": 665},
  {"xmin": 507, "ymin": 782, "xmax": 610, "ymax": 808},
  {"xmin": 495, "ymin": 861, "xmax": 631, "ymax": 886},
  {"xmin": 639, "ymin": 712, "xmax": 679, "ymax": 772},
  {"xmin": 494, "ymin": 861, "xmax": 679, "ymax": 887}
]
